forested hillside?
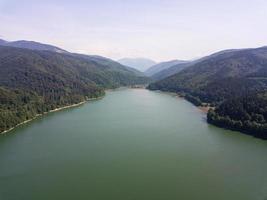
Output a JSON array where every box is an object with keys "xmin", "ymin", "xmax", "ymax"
[
  {"xmin": 148, "ymin": 46, "xmax": 267, "ymax": 138},
  {"xmin": 208, "ymin": 92, "xmax": 267, "ymax": 139},
  {"xmin": 150, "ymin": 61, "xmax": 192, "ymax": 80},
  {"xmin": 145, "ymin": 60, "xmax": 188, "ymax": 77},
  {"xmin": 149, "ymin": 49, "xmax": 244, "ymax": 81},
  {"xmin": 0, "ymin": 46, "xmax": 149, "ymax": 133}
]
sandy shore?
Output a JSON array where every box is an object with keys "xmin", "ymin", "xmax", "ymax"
[
  {"xmin": 1, "ymin": 117, "xmax": 39, "ymax": 134},
  {"xmin": 45, "ymin": 101, "xmax": 86, "ymax": 114},
  {"xmin": 198, "ymin": 106, "xmax": 211, "ymax": 113},
  {"xmin": 198, "ymin": 104, "xmax": 216, "ymax": 113},
  {"xmin": 1, "ymin": 96, "xmax": 103, "ymax": 135}
]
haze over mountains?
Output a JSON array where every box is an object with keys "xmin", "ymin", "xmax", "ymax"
[
  {"xmin": 0, "ymin": 39, "xmax": 68, "ymax": 53},
  {"xmin": 117, "ymin": 58, "xmax": 156, "ymax": 72},
  {"xmin": 0, "ymin": 39, "xmax": 145, "ymax": 76},
  {"xmin": 147, "ymin": 50, "xmax": 246, "ymax": 81},
  {"xmin": 147, "ymin": 60, "xmax": 192, "ymax": 80},
  {"xmin": 117, "ymin": 57, "xmax": 193, "ymax": 79},
  {"xmin": 144, "ymin": 60, "xmax": 188, "ymax": 77}
]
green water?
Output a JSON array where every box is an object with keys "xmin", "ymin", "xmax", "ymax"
[{"xmin": 0, "ymin": 89, "xmax": 267, "ymax": 200}]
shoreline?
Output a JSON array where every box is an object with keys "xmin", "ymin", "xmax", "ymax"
[
  {"xmin": 152, "ymin": 90, "xmax": 212, "ymax": 113},
  {"xmin": 105, "ymin": 85, "xmax": 148, "ymax": 92},
  {"xmin": 0, "ymin": 96, "xmax": 104, "ymax": 135},
  {"xmin": 0, "ymin": 89, "xmax": 210, "ymax": 135},
  {"xmin": 198, "ymin": 106, "xmax": 213, "ymax": 113}
]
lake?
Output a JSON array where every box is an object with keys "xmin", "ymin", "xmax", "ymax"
[{"xmin": 0, "ymin": 88, "xmax": 267, "ymax": 200}]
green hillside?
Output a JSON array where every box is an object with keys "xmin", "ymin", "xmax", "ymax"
[
  {"xmin": 0, "ymin": 46, "xmax": 149, "ymax": 133},
  {"xmin": 208, "ymin": 92, "xmax": 267, "ymax": 139},
  {"xmin": 148, "ymin": 46, "xmax": 267, "ymax": 138}
]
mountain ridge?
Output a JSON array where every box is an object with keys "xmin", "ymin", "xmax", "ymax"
[
  {"xmin": 0, "ymin": 39, "xmax": 68, "ymax": 53},
  {"xmin": 145, "ymin": 60, "xmax": 188, "ymax": 77},
  {"xmin": 117, "ymin": 57, "xmax": 156, "ymax": 72}
]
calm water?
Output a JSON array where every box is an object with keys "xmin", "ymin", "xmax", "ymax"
[{"xmin": 0, "ymin": 89, "xmax": 267, "ymax": 200}]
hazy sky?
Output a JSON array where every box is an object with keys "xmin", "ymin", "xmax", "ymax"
[{"xmin": 0, "ymin": 0, "xmax": 267, "ymax": 61}]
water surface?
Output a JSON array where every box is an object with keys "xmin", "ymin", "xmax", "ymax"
[{"xmin": 0, "ymin": 89, "xmax": 267, "ymax": 200}]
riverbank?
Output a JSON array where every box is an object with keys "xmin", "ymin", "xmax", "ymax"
[
  {"xmin": 1, "ymin": 87, "xmax": 143, "ymax": 135},
  {"xmin": 198, "ymin": 106, "xmax": 212, "ymax": 113},
  {"xmin": 0, "ymin": 96, "xmax": 104, "ymax": 135},
  {"xmin": 152, "ymin": 89, "xmax": 212, "ymax": 113}
]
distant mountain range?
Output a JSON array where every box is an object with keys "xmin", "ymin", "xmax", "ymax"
[
  {"xmin": 149, "ymin": 47, "xmax": 267, "ymax": 103},
  {"xmin": 0, "ymin": 39, "xmax": 145, "ymax": 77},
  {"xmin": 0, "ymin": 40, "xmax": 149, "ymax": 133},
  {"xmin": 117, "ymin": 58, "xmax": 156, "ymax": 72},
  {"xmin": 148, "ymin": 50, "xmax": 244, "ymax": 81},
  {"xmin": 144, "ymin": 60, "xmax": 188, "ymax": 77},
  {"xmin": 0, "ymin": 39, "xmax": 68, "ymax": 53},
  {"xmin": 148, "ymin": 46, "xmax": 267, "ymax": 139}
]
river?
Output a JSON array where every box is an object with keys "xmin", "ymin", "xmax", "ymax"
[{"xmin": 0, "ymin": 88, "xmax": 267, "ymax": 200}]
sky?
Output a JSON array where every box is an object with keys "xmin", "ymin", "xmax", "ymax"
[{"xmin": 0, "ymin": 0, "xmax": 267, "ymax": 62}]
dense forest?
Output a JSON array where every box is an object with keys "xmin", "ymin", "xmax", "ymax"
[
  {"xmin": 149, "ymin": 61, "xmax": 192, "ymax": 80},
  {"xmin": 207, "ymin": 92, "xmax": 267, "ymax": 139},
  {"xmin": 0, "ymin": 45, "xmax": 149, "ymax": 133},
  {"xmin": 148, "ymin": 46, "xmax": 267, "ymax": 139}
]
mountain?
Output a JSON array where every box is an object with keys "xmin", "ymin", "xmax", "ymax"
[
  {"xmin": 150, "ymin": 49, "xmax": 242, "ymax": 81},
  {"xmin": 0, "ymin": 39, "xmax": 148, "ymax": 77},
  {"xmin": 148, "ymin": 46, "xmax": 267, "ymax": 138},
  {"xmin": 0, "ymin": 39, "xmax": 7, "ymax": 45},
  {"xmin": 117, "ymin": 58, "xmax": 156, "ymax": 72},
  {"xmin": 148, "ymin": 46, "xmax": 267, "ymax": 104},
  {"xmin": 207, "ymin": 92, "xmax": 267, "ymax": 139},
  {"xmin": 0, "ymin": 46, "xmax": 149, "ymax": 133},
  {"xmin": 144, "ymin": 60, "xmax": 188, "ymax": 77},
  {"xmin": 0, "ymin": 39, "xmax": 68, "ymax": 53},
  {"xmin": 73, "ymin": 54, "xmax": 145, "ymax": 77},
  {"xmin": 150, "ymin": 61, "xmax": 192, "ymax": 80}
]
